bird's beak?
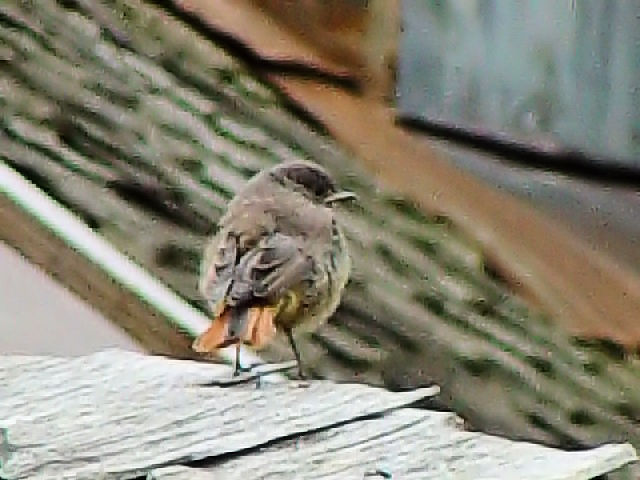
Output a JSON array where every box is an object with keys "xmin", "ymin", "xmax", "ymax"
[{"xmin": 324, "ymin": 191, "xmax": 358, "ymax": 205}]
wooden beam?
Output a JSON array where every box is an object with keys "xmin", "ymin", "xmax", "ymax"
[
  {"xmin": 0, "ymin": 161, "xmax": 261, "ymax": 365},
  {"xmin": 0, "ymin": 191, "xmax": 193, "ymax": 357}
]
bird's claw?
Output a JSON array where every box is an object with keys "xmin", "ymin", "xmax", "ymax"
[{"xmin": 233, "ymin": 361, "xmax": 264, "ymax": 377}]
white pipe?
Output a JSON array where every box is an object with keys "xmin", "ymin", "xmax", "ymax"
[{"xmin": 0, "ymin": 160, "xmax": 264, "ymax": 367}]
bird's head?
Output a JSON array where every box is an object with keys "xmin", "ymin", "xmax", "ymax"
[{"xmin": 269, "ymin": 161, "xmax": 357, "ymax": 206}]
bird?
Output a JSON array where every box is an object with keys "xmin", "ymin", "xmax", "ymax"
[{"xmin": 192, "ymin": 160, "xmax": 355, "ymax": 378}]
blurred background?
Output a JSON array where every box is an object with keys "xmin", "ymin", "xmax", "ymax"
[
  {"xmin": 401, "ymin": 1, "xmax": 640, "ymax": 163},
  {"xmin": 1, "ymin": 0, "xmax": 639, "ymax": 475},
  {"xmin": 399, "ymin": 0, "xmax": 640, "ymax": 272}
]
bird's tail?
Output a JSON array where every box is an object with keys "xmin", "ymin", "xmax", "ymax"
[{"xmin": 192, "ymin": 305, "xmax": 277, "ymax": 352}]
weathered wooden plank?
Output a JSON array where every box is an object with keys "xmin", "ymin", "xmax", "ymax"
[
  {"xmin": 0, "ymin": 351, "xmax": 635, "ymax": 480},
  {"xmin": 151, "ymin": 409, "xmax": 637, "ymax": 480},
  {"xmin": 0, "ymin": 350, "xmax": 435, "ymax": 480}
]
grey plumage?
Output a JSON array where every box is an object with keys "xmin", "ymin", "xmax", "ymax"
[{"xmin": 194, "ymin": 161, "xmax": 354, "ymax": 377}]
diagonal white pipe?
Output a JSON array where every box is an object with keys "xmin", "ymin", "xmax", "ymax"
[{"xmin": 0, "ymin": 160, "xmax": 264, "ymax": 368}]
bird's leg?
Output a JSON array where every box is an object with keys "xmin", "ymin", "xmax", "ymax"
[
  {"xmin": 285, "ymin": 328, "xmax": 306, "ymax": 380},
  {"xmin": 233, "ymin": 343, "xmax": 242, "ymax": 377},
  {"xmin": 232, "ymin": 343, "xmax": 259, "ymax": 377}
]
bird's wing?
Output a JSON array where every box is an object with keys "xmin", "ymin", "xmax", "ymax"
[
  {"xmin": 227, "ymin": 232, "xmax": 313, "ymax": 307},
  {"xmin": 198, "ymin": 230, "xmax": 237, "ymax": 316},
  {"xmin": 194, "ymin": 232, "xmax": 312, "ymax": 352}
]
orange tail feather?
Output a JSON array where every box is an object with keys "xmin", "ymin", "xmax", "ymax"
[
  {"xmin": 192, "ymin": 308, "xmax": 233, "ymax": 352},
  {"xmin": 248, "ymin": 307, "xmax": 277, "ymax": 349},
  {"xmin": 192, "ymin": 306, "xmax": 278, "ymax": 353}
]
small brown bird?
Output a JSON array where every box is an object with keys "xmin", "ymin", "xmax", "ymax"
[{"xmin": 193, "ymin": 161, "xmax": 355, "ymax": 378}]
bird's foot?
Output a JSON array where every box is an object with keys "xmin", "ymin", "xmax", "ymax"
[
  {"xmin": 232, "ymin": 361, "xmax": 263, "ymax": 377},
  {"xmin": 289, "ymin": 369, "xmax": 307, "ymax": 381},
  {"xmin": 201, "ymin": 360, "xmax": 297, "ymax": 388},
  {"xmin": 287, "ymin": 368, "xmax": 311, "ymax": 388}
]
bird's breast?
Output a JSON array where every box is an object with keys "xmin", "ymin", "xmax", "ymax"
[{"xmin": 277, "ymin": 228, "xmax": 351, "ymax": 334}]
